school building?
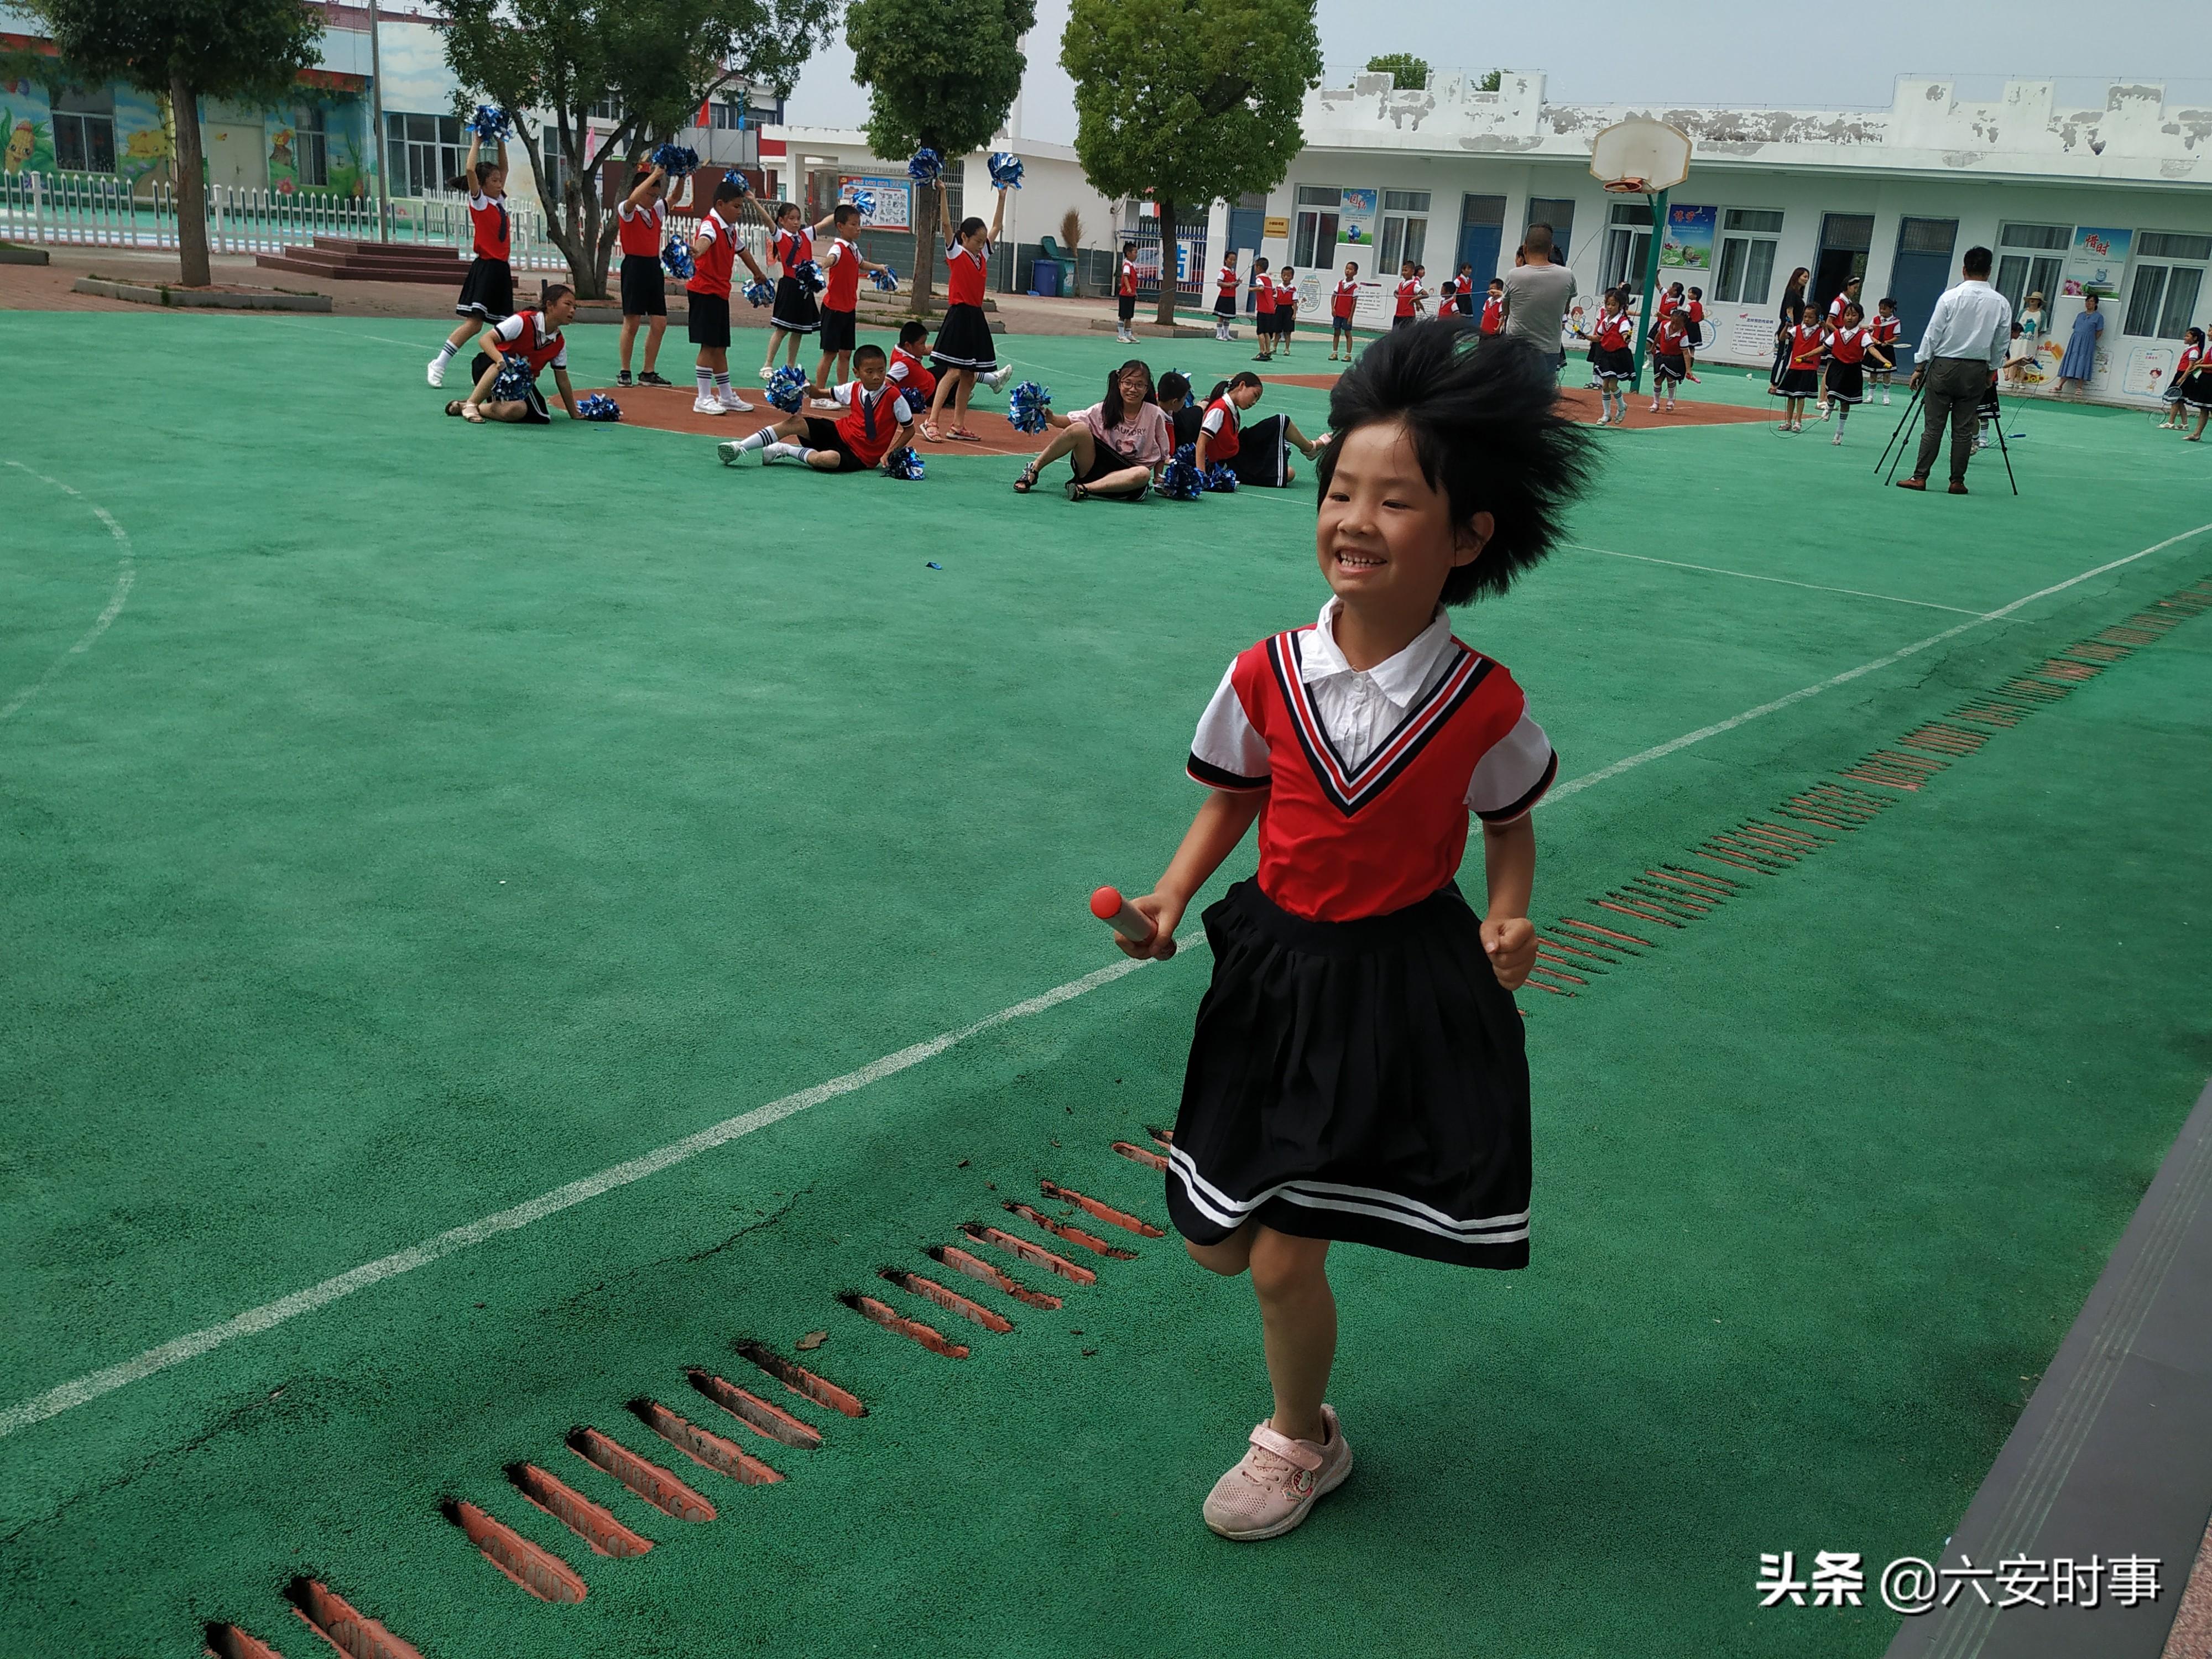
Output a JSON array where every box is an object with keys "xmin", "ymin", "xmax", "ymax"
[{"xmin": 1239, "ymin": 70, "xmax": 2212, "ymax": 406}]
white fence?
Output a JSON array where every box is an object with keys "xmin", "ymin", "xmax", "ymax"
[{"xmin": 0, "ymin": 173, "xmax": 572, "ymax": 270}]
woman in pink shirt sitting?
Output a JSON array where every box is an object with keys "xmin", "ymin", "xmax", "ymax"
[{"xmin": 1015, "ymin": 360, "xmax": 1173, "ymax": 500}]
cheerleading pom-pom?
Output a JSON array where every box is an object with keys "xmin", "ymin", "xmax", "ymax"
[
  {"xmin": 1005, "ymin": 380, "xmax": 1051, "ymax": 434},
  {"xmin": 660, "ymin": 236, "xmax": 694, "ymax": 280},
  {"xmin": 881, "ymin": 446, "xmax": 925, "ymax": 481},
  {"xmin": 907, "ymin": 147, "xmax": 942, "ymax": 185},
  {"xmin": 577, "ymin": 394, "xmax": 623, "ymax": 422},
  {"xmin": 722, "ymin": 169, "xmax": 752, "ymax": 196},
  {"xmin": 491, "ymin": 358, "xmax": 534, "ymax": 403},
  {"xmin": 1203, "ymin": 462, "xmax": 1240, "ymax": 493},
  {"xmin": 649, "ymin": 142, "xmax": 699, "ymax": 178},
  {"xmin": 1159, "ymin": 444, "xmax": 1204, "ymax": 502},
  {"xmin": 870, "ymin": 267, "xmax": 899, "ymax": 292},
  {"xmin": 794, "ymin": 259, "xmax": 826, "ymax": 295},
  {"xmin": 987, "ymin": 152, "xmax": 1024, "ymax": 190},
  {"xmin": 741, "ymin": 278, "xmax": 774, "ymax": 309},
  {"xmin": 847, "ymin": 187, "xmax": 877, "ymax": 218},
  {"xmin": 765, "ymin": 366, "xmax": 808, "ymax": 413},
  {"xmin": 469, "ymin": 105, "xmax": 512, "ymax": 141}
]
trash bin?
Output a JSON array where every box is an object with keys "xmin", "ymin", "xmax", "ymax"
[{"xmin": 1031, "ymin": 257, "xmax": 1062, "ymax": 298}]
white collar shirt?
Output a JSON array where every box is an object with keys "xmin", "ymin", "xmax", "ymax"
[
  {"xmin": 1297, "ymin": 598, "xmax": 1459, "ymax": 770},
  {"xmin": 1918, "ymin": 279, "xmax": 2013, "ymax": 369}
]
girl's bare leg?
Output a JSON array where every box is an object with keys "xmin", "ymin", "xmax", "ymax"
[{"xmin": 1187, "ymin": 1224, "xmax": 1337, "ymax": 1445}]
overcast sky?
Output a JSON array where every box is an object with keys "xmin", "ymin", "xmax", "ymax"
[{"xmin": 785, "ymin": 0, "xmax": 2201, "ymax": 145}]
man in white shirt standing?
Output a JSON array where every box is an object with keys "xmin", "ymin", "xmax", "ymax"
[{"xmin": 1897, "ymin": 247, "xmax": 2012, "ymax": 494}]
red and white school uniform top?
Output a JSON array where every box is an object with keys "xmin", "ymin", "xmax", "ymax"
[
  {"xmin": 1118, "ymin": 258, "xmax": 1138, "ymax": 299},
  {"xmin": 687, "ymin": 209, "xmax": 740, "ymax": 298},
  {"xmin": 1275, "ymin": 281, "xmax": 1297, "ymax": 316},
  {"xmin": 1394, "ymin": 278, "xmax": 1420, "ymax": 319},
  {"xmin": 1827, "ymin": 325, "xmax": 1871, "ymax": 366},
  {"xmin": 1650, "ymin": 314, "xmax": 1687, "ymax": 356},
  {"xmin": 1656, "ymin": 290, "xmax": 1678, "ymax": 317},
  {"xmin": 888, "ymin": 345, "xmax": 937, "ymax": 406},
  {"xmin": 1479, "ymin": 293, "xmax": 1504, "ymax": 335},
  {"xmin": 2173, "ymin": 343, "xmax": 2205, "ymax": 385},
  {"xmin": 1871, "ymin": 313, "xmax": 1902, "ymax": 348},
  {"xmin": 1217, "ymin": 265, "xmax": 1241, "ymax": 300},
  {"xmin": 1332, "ymin": 279, "xmax": 1359, "ymax": 320},
  {"xmin": 616, "ymin": 196, "xmax": 665, "ymax": 259},
  {"xmin": 1188, "ymin": 600, "xmax": 1557, "ymax": 923},
  {"xmin": 1435, "ymin": 276, "xmax": 1460, "ymax": 312},
  {"xmin": 1592, "ymin": 309, "xmax": 1634, "ymax": 352},
  {"xmin": 827, "ymin": 378, "xmax": 912, "ymax": 466},
  {"xmin": 1200, "ymin": 395, "xmax": 1241, "ymax": 460},
  {"xmin": 467, "ymin": 192, "xmax": 510, "ymax": 262},
  {"xmin": 771, "ymin": 225, "xmax": 815, "ymax": 278},
  {"xmin": 489, "ymin": 308, "xmax": 567, "ymax": 377},
  {"xmin": 823, "ymin": 236, "xmax": 863, "ymax": 311},
  {"xmin": 1251, "ymin": 274, "xmax": 1276, "ymax": 315},
  {"xmin": 1786, "ymin": 323, "xmax": 1828, "ymax": 372},
  {"xmin": 1828, "ymin": 292, "xmax": 1858, "ymax": 322},
  {"xmin": 944, "ymin": 239, "xmax": 990, "ymax": 309},
  {"xmin": 1686, "ymin": 299, "xmax": 1706, "ymax": 328}
]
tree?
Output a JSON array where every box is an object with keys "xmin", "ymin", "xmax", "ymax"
[
  {"xmin": 442, "ymin": 0, "xmax": 836, "ymax": 301},
  {"xmin": 847, "ymin": 0, "xmax": 1035, "ymax": 314},
  {"xmin": 27, "ymin": 0, "xmax": 321, "ymax": 287},
  {"xmin": 1363, "ymin": 53, "xmax": 1427, "ymax": 91},
  {"xmin": 1479, "ymin": 69, "xmax": 1504, "ymax": 92},
  {"xmin": 1063, "ymin": 0, "xmax": 1321, "ymax": 325}
]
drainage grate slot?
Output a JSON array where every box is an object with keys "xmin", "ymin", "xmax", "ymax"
[
  {"xmin": 731, "ymin": 1340, "xmax": 869, "ymax": 1417},
  {"xmin": 839, "ymin": 1292, "xmax": 969, "ymax": 1358},
  {"xmin": 1039, "ymin": 1180, "xmax": 1166, "ymax": 1237},
  {"xmin": 928, "ymin": 1243, "xmax": 1065, "ymax": 1309},
  {"xmin": 880, "ymin": 1267, "xmax": 1014, "ymax": 1331},
  {"xmin": 630, "ymin": 1399, "xmax": 784, "ymax": 1485},
  {"xmin": 960, "ymin": 1222, "xmax": 1098, "ymax": 1285},
  {"xmin": 566, "ymin": 1427, "xmax": 717, "ymax": 1522},
  {"xmin": 283, "ymin": 1579, "xmax": 425, "ymax": 1659},
  {"xmin": 686, "ymin": 1368, "xmax": 823, "ymax": 1449},
  {"xmin": 442, "ymin": 1498, "xmax": 587, "ymax": 1602},
  {"xmin": 205, "ymin": 1624, "xmax": 288, "ymax": 1659},
  {"xmin": 506, "ymin": 1460, "xmax": 654, "ymax": 1556},
  {"xmin": 1003, "ymin": 1199, "xmax": 1138, "ymax": 1258},
  {"xmin": 1110, "ymin": 1139, "xmax": 1169, "ymax": 1173}
]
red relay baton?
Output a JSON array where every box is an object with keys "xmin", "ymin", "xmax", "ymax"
[{"xmin": 1091, "ymin": 886, "xmax": 1176, "ymax": 959}]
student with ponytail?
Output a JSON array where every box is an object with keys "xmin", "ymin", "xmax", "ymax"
[
  {"xmin": 1196, "ymin": 372, "xmax": 1331, "ymax": 488},
  {"xmin": 426, "ymin": 130, "xmax": 513, "ymax": 388}
]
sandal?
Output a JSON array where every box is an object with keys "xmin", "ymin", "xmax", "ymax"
[
  {"xmin": 947, "ymin": 428, "xmax": 982, "ymax": 442},
  {"xmin": 1064, "ymin": 477, "xmax": 1089, "ymax": 502},
  {"xmin": 445, "ymin": 400, "xmax": 466, "ymax": 417},
  {"xmin": 1013, "ymin": 463, "xmax": 1039, "ymax": 493},
  {"xmin": 460, "ymin": 403, "xmax": 486, "ymax": 424},
  {"xmin": 920, "ymin": 422, "xmax": 943, "ymax": 443}
]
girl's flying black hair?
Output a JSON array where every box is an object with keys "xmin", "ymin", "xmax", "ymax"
[{"xmin": 1316, "ymin": 322, "xmax": 1593, "ymax": 606}]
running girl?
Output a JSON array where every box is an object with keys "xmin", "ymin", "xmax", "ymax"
[
  {"xmin": 1108, "ymin": 326, "xmax": 1588, "ymax": 1542},
  {"xmin": 426, "ymin": 129, "xmax": 511, "ymax": 388}
]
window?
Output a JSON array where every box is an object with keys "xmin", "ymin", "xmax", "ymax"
[
  {"xmin": 1292, "ymin": 185, "xmax": 1339, "ymax": 268},
  {"xmin": 588, "ymin": 97, "xmax": 621, "ymax": 122},
  {"xmin": 2122, "ymin": 232, "xmax": 2208, "ymax": 340},
  {"xmin": 294, "ymin": 105, "xmax": 328, "ymax": 189},
  {"xmin": 385, "ymin": 112, "xmax": 465, "ymax": 198},
  {"xmin": 1600, "ymin": 200, "xmax": 1652, "ymax": 293},
  {"xmin": 1713, "ymin": 207, "xmax": 1781, "ymax": 305},
  {"xmin": 1524, "ymin": 197, "xmax": 1575, "ymax": 260},
  {"xmin": 540, "ymin": 126, "xmax": 575, "ymax": 203},
  {"xmin": 711, "ymin": 99, "xmax": 749, "ymax": 131},
  {"xmin": 53, "ymin": 87, "xmax": 116, "ymax": 174},
  {"xmin": 1378, "ymin": 190, "xmax": 1430, "ymax": 274},
  {"xmin": 1996, "ymin": 222, "xmax": 2068, "ymax": 316}
]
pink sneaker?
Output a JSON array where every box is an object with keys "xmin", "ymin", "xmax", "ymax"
[{"xmin": 1201, "ymin": 1406, "xmax": 1353, "ymax": 1540}]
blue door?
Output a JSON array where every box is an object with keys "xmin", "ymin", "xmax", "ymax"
[
  {"xmin": 1456, "ymin": 222, "xmax": 1503, "ymax": 286},
  {"xmin": 1887, "ymin": 217, "xmax": 1958, "ymax": 371}
]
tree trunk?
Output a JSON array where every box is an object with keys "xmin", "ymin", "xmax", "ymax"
[
  {"xmin": 524, "ymin": 115, "xmax": 609, "ymax": 302},
  {"xmin": 1151, "ymin": 195, "xmax": 1177, "ymax": 326},
  {"xmin": 909, "ymin": 180, "xmax": 940, "ymax": 315},
  {"xmin": 169, "ymin": 72, "xmax": 211, "ymax": 288}
]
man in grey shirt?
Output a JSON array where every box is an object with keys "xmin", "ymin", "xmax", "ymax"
[
  {"xmin": 1499, "ymin": 223, "xmax": 1577, "ymax": 371},
  {"xmin": 1898, "ymin": 246, "xmax": 2012, "ymax": 494}
]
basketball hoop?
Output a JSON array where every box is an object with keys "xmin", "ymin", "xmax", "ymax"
[
  {"xmin": 1589, "ymin": 118, "xmax": 1691, "ymax": 195},
  {"xmin": 1602, "ymin": 177, "xmax": 1650, "ymax": 196}
]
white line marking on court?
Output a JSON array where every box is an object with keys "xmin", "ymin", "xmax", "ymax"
[
  {"xmin": 0, "ymin": 957, "xmax": 1152, "ymax": 1439},
  {"xmin": 1542, "ymin": 520, "xmax": 2212, "ymax": 805},
  {"xmin": 7, "ymin": 519, "xmax": 2210, "ymax": 1440},
  {"xmin": 1564, "ymin": 541, "xmax": 1989, "ymax": 617},
  {"xmin": 1, "ymin": 462, "xmax": 137, "ymax": 726}
]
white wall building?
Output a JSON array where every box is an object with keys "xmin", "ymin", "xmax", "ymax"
[{"xmin": 1248, "ymin": 70, "xmax": 2212, "ymax": 404}]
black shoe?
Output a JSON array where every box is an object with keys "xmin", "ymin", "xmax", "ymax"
[
  {"xmin": 639, "ymin": 371, "xmax": 672, "ymax": 388},
  {"xmin": 616, "ymin": 369, "xmax": 634, "ymax": 387}
]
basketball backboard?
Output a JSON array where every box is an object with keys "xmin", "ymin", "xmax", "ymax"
[{"xmin": 1589, "ymin": 118, "xmax": 1692, "ymax": 194}]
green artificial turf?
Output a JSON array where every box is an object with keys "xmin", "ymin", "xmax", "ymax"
[{"xmin": 1, "ymin": 310, "xmax": 2208, "ymax": 1658}]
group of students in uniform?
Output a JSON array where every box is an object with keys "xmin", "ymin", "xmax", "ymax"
[
  {"xmin": 1770, "ymin": 274, "xmax": 1903, "ymax": 442},
  {"xmin": 2156, "ymin": 326, "xmax": 2212, "ymax": 440}
]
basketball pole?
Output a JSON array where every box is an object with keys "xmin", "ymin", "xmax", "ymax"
[{"xmin": 1630, "ymin": 187, "xmax": 1668, "ymax": 396}]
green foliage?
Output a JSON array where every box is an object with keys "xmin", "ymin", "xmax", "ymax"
[
  {"xmin": 1479, "ymin": 68, "xmax": 1504, "ymax": 92},
  {"xmin": 28, "ymin": 0, "xmax": 320, "ymax": 107},
  {"xmin": 1363, "ymin": 53, "xmax": 1427, "ymax": 91},
  {"xmin": 441, "ymin": 0, "xmax": 837, "ymax": 296}
]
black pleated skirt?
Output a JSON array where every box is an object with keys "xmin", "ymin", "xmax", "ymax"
[
  {"xmin": 1167, "ymin": 879, "xmax": 1532, "ymax": 1270},
  {"xmin": 771, "ymin": 276, "xmax": 820, "ymax": 334},
  {"xmin": 455, "ymin": 255, "xmax": 514, "ymax": 320},
  {"xmin": 930, "ymin": 302, "xmax": 998, "ymax": 372},
  {"xmin": 1825, "ymin": 359, "xmax": 1865, "ymax": 404}
]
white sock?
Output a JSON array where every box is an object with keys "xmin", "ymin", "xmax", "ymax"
[
  {"xmin": 714, "ymin": 372, "xmax": 732, "ymax": 396},
  {"xmin": 696, "ymin": 368, "xmax": 714, "ymax": 397},
  {"xmin": 765, "ymin": 441, "xmax": 805, "ymax": 461},
  {"xmin": 434, "ymin": 342, "xmax": 457, "ymax": 366},
  {"xmin": 736, "ymin": 428, "xmax": 774, "ymax": 452}
]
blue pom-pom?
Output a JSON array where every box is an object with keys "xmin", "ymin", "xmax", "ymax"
[
  {"xmin": 1159, "ymin": 442, "xmax": 1204, "ymax": 501},
  {"xmin": 660, "ymin": 236, "xmax": 693, "ymax": 280},
  {"xmin": 577, "ymin": 394, "xmax": 622, "ymax": 422},
  {"xmin": 722, "ymin": 169, "xmax": 752, "ymax": 196},
  {"xmin": 907, "ymin": 147, "xmax": 942, "ymax": 185},
  {"xmin": 469, "ymin": 105, "xmax": 512, "ymax": 141},
  {"xmin": 650, "ymin": 143, "xmax": 699, "ymax": 178},
  {"xmin": 793, "ymin": 259, "xmax": 826, "ymax": 294},
  {"xmin": 870, "ymin": 266, "xmax": 899, "ymax": 291},
  {"xmin": 987, "ymin": 152, "xmax": 1024, "ymax": 190},
  {"xmin": 741, "ymin": 278, "xmax": 774, "ymax": 308},
  {"xmin": 881, "ymin": 446, "xmax": 925, "ymax": 481},
  {"xmin": 1005, "ymin": 379, "xmax": 1051, "ymax": 434},
  {"xmin": 765, "ymin": 366, "xmax": 807, "ymax": 413},
  {"xmin": 847, "ymin": 188, "xmax": 877, "ymax": 218},
  {"xmin": 1203, "ymin": 462, "xmax": 1240, "ymax": 493},
  {"xmin": 491, "ymin": 357, "xmax": 534, "ymax": 402}
]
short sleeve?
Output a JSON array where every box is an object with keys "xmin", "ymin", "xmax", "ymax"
[
  {"xmin": 1187, "ymin": 664, "xmax": 1269, "ymax": 791},
  {"xmin": 889, "ymin": 391, "xmax": 913, "ymax": 423},
  {"xmin": 1202, "ymin": 405, "xmax": 1226, "ymax": 436},
  {"xmin": 829, "ymin": 382, "xmax": 854, "ymax": 408},
  {"xmin": 1465, "ymin": 711, "xmax": 1557, "ymax": 822},
  {"xmin": 493, "ymin": 312, "xmax": 526, "ymax": 343}
]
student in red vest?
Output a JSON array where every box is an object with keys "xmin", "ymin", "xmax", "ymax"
[
  {"xmin": 1212, "ymin": 252, "xmax": 1243, "ymax": 342},
  {"xmin": 685, "ymin": 175, "xmax": 771, "ymax": 415},
  {"xmin": 815, "ymin": 201, "xmax": 895, "ymax": 389},
  {"xmin": 1452, "ymin": 263, "xmax": 1478, "ymax": 316},
  {"xmin": 921, "ymin": 177, "xmax": 1015, "ymax": 443},
  {"xmin": 1681, "ymin": 285, "xmax": 1706, "ymax": 381},
  {"xmin": 1823, "ymin": 300, "xmax": 1886, "ymax": 446},
  {"xmin": 718, "ymin": 343, "xmax": 916, "ymax": 471},
  {"xmin": 447, "ymin": 284, "xmax": 582, "ymax": 424},
  {"xmin": 1587, "ymin": 290, "xmax": 1636, "ymax": 425},
  {"xmin": 1106, "ymin": 328, "xmax": 1588, "ymax": 1544},
  {"xmin": 614, "ymin": 159, "xmax": 674, "ymax": 389},
  {"xmin": 1249, "ymin": 257, "xmax": 1277, "ymax": 362},
  {"xmin": 1196, "ymin": 372, "xmax": 1330, "ymax": 488},
  {"xmin": 1770, "ymin": 308, "xmax": 1828, "ymax": 433},
  {"xmin": 1479, "ymin": 278, "xmax": 1505, "ymax": 337},
  {"xmin": 1329, "ymin": 261, "xmax": 1360, "ymax": 361},
  {"xmin": 1433, "ymin": 269, "xmax": 1459, "ymax": 320},
  {"xmin": 1392, "ymin": 260, "xmax": 1425, "ymax": 330},
  {"xmin": 1870, "ymin": 298, "xmax": 1903, "ymax": 404},
  {"xmin": 426, "ymin": 129, "xmax": 511, "ymax": 388},
  {"xmin": 745, "ymin": 196, "xmax": 830, "ymax": 381},
  {"xmin": 1274, "ymin": 268, "xmax": 1301, "ymax": 357},
  {"xmin": 1115, "ymin": 241, "xmax": 1141, "ymax": 344},
  {"xmin": 1645, "ymin": 305, "xmax": 1688, "ymax": 415},
  {"xmin": 886, "ymin": 320, "xmax": 937, "ymax": 413}
]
